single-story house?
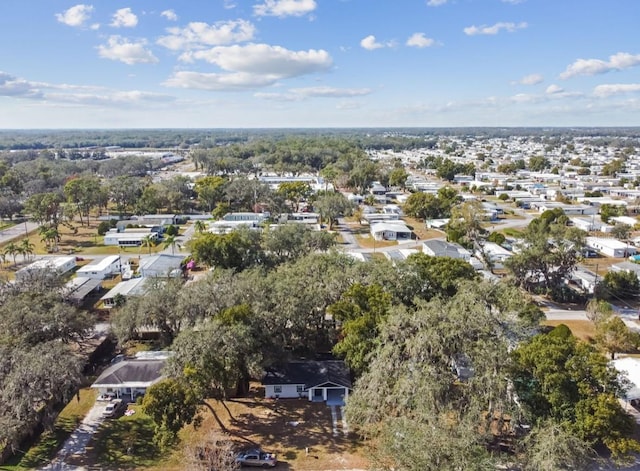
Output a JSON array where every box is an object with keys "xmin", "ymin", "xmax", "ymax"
[
  {"xmin": 422, "ymin": 240, "xmax": 471, "ymax": 261},
  {"xmin": 132, "ymin": 214, "xmax": 177, "ymax": 226},
  {"xmin": 363, "ymin": 213, "xmax": 401, "ymax": 224},
  {"xmin": 208, "ymin": 220, "xmax": 262, "ymax": 234},
  {"xmin": 104, "ymin": 230, "xmax": 159, "ymax": 247},
  {"xmin": 570, "ymin": 269, "xmax": 599, "ymax": 294},
  {"xmin": 15, "ymin": 256, "xmax": 77, "ymax": 282},
  {"xmin": 100, "ymin": 277, "xmax": 147, "ymax": 308},
  {"xmin": 75, "ymin": 255, "xmax": 121, "ymax": 280},
  {"xmin": 263, "ymin": 360, "xmax": 352, "ymax": 406},
  {"xmin": 138, "ymin": 254, "xmax": 184, "ymax": 278},
  {"xmin": 384, "ymin": 248, "xmax": 418, "ymax": 263},
  {"xmin": 612, "ymin": 357, "xmax": 640, "ymax": 402},
  {"xmin": 64, "ymin": 277, "xmax": 102, "ymax": 305},
  {"xmin": 91, "ymin": 351, "xmax": 172, "ymax": 402},
  {"xmin": 370, "ymin": 222, "xmax": 412, "ymax": 241},
  {"xmin": 222, "ymin": 212, "xmax": 269, "ymax": 223},
  {"xmin": 610, "ymin": 261, "xmax": 640, "ymax": 279},
  {"xmin": 283, "ymin": 212, "xmax": 321, "ymax": 225},
  {"xmin": 610, "ymin": 216, "xmax": 638, "ymax": 227},
  {"xmin": 570, "ymin": 216, "xmax": 612, "ymax": 233},
  {"xmin": 478, "ymin": 242, "xmax": 513, "ymax": 269},
  {"xmin": 586, "ymin": 237, "xmax": 636, "ymax": 258}
]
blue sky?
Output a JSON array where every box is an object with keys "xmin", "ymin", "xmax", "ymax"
[{"xmin": 1, "ymin": 0, "xmax": 639, "ymax": 128}]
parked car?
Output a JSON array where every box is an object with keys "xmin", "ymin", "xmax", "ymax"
[
  {"xmin": 97, "ymin": 392, "xmax": 116, "ymax": 402},
  {"xmin": 102, "ymin": 399, "xmax": 125, "ymax": 418},
  {"xmin": 235, "ymin": 449, "xmax": 277, "ymax": 468}
]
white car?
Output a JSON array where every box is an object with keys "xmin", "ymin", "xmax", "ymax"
[{"xmin": 102, "ymin": 399, "xmax": 125, "ymax": 418}]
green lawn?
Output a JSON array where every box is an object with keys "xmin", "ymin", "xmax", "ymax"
[
  {"xmin": 1, "ymin": 388, "xmax": 97, "ymax": 470},
  {"xmin": 80, "ymin": 405, "xmax": 166, "ymax": 469}
]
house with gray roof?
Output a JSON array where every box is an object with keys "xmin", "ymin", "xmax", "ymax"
[
  {"xmin": 262, "ymin": 360, "xmax": 352, "ymax": 406},
  {"xmin": 91, "ymin": 351, "xmax": 171, "ymax": 401},
  {"xmin": 138, "ymin": 254, "xmax": 184, "ymax": 278}
]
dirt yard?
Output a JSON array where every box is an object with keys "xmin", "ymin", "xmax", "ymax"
[{"xmin": 153, "ymin": 388, "xmax": 370, "ymax": 471}]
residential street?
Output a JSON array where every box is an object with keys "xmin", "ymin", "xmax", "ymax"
[{"xmin": 0, "ymin": 220, "xmax": 38, "ymax": 245}]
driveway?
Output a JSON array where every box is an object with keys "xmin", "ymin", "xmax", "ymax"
[{"xmin": 39, "ymin": 402, "xmax": 107, "ymax": 471}]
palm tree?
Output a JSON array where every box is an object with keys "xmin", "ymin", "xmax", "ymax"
[
  {"xmin": 20, "ymin": 239, "xmax": 35, "ymax": 262},
  {"xmin": 141, "ymin": 234, "xmax": 155, "ymax": 255},
  {"xmin": 194, "ymin": 220, "xmax": 206, "ymax": 234},
  {"xmin": 163, "ymin": 235, "xmax": 179, "ymax": 255},
  {"xmin": 4, "ymin": 242, "xmax": 19, "ymax": 266}
]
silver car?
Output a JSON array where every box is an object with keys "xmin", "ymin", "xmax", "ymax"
[{"xmin": 235, "ymin": 449, "xmax": 277, "ymax": 468}]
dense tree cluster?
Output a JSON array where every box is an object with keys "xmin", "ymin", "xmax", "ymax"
[{"xmin": 0, "ymin": 275, "xmax": 91, "ymax": 458}]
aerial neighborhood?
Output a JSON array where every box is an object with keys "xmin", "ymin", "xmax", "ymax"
[{"xmin": 4, "ymin": 128, "xmax": 640, "ymax": 470}]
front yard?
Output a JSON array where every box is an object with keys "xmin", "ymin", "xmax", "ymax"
[{"xmin": 68, "ymin": 389, "xmax": 369, "ymax": 471}]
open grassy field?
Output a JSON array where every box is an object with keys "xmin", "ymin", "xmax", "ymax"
[
  {"xmin": 542, "ymin": 319, "xmax": 597, "ymax": 343},
  {"xmin": 1, "ymin": 388, "xmax": 97, "ymax": 471}
]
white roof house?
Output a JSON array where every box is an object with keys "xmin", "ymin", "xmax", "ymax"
[
  {"xmin": 15, "ymin": 256, "xmax": 77, "ymax": 282},
  {"xmin": 100, "ymin": 277, "xmax": 147, "ymax": 308},
  {"xmin": 370, "ymin": 222, "xmax": 412, "ymax": 241},
  {"xmin": 76, "ymin": 255, "xmax": 121, "ymax": 280},
  {"xmin": 104, "ymin": 230, "xmax": 159, "ymax": 247},
  {"xmin": 586, "ymin": 237, "xmax": 636, "ymax": 258},
  {"xmin": 612, "ymin": 357, "xmax": 640, "ymax": 401}
]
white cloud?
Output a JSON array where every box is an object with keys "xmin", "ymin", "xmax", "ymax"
[
  {"xmin": 110, "ymin": 8, "xmax": 138, "ymax": 28},
  {"xmin": 254, "ymin": 86, "xmax": 372, "ymax": 101},
  {"xmin": 560, "ymin": 52, "xmax": 640, "ymax": 79},
  {"xmin": 160, "ymin": 10, "xmax": 178, "ymax": 21},
  {"xmin": 157, "ymin": 20, "xmax": 255, "ymax": 51},
  {"xmin": 406, "ymin": 33, "xmax": 435, "ymax": 48},
  {"xmin": 546, "ymin": 84, "xmax": 563, "ymax": 94},
  {"xmin": 360, "ymin": 35, "xmax": 384, "ymax": 50},
  {"xmin": 0, "ymin": 71, "xmax": 174, "ymax": 106},
  {"xmin": 224, "ymin": 0, "xmax": 237, "ymax": 9},
  {"xmin": 0, "ymin": 72, "xmax": 43, "ymax": 98},
  {"xmin": 289, "ymin": 86, "xmax": 372, "ymax": 97},
  {"xmin": 593, "ymin": 83, "xmax": 640, "ymax": 97},
  {"xmin": 518, "ymin": 73, "xmax": 543, "ymax": 85},
  {"xmin": 426, "ymin": 0, "xmax": 448, "ymax": 5},
  {"xmin": 97, "ymin": 36, "xmax": 158, "ymax": 65},
  {"xmin": 502, "ymin": 0, "xmax": 525, "ymax": 3},
  {"xmin": 463, "ymin": 21, "xmax": 527, "ymax": 36},
  {"xmin": 254, "ymin": 0, "xmax": 317, "ymax": 17},
  {"xmin": 166, "ymin": 44, "xmax": 332, "ymax": 91},
  {"xmin": 164, "ymin": 71, "xmax": 278, "ymax": 90},
  {"xmin": 181, "ymin": 44, "xmax": 332, "ymax": 76},
  {"xmin": 55, "ymin": 4, "xmax": 94, "ymax": 28}
]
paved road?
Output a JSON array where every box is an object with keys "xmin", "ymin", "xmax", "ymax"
[
  {"xmin": 39, "ymin": 402, "xmax": 107, "ymax": 471},
  {"xmin": 0, "ymin": 221, "xmax": 38, "ymax": 245}
]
